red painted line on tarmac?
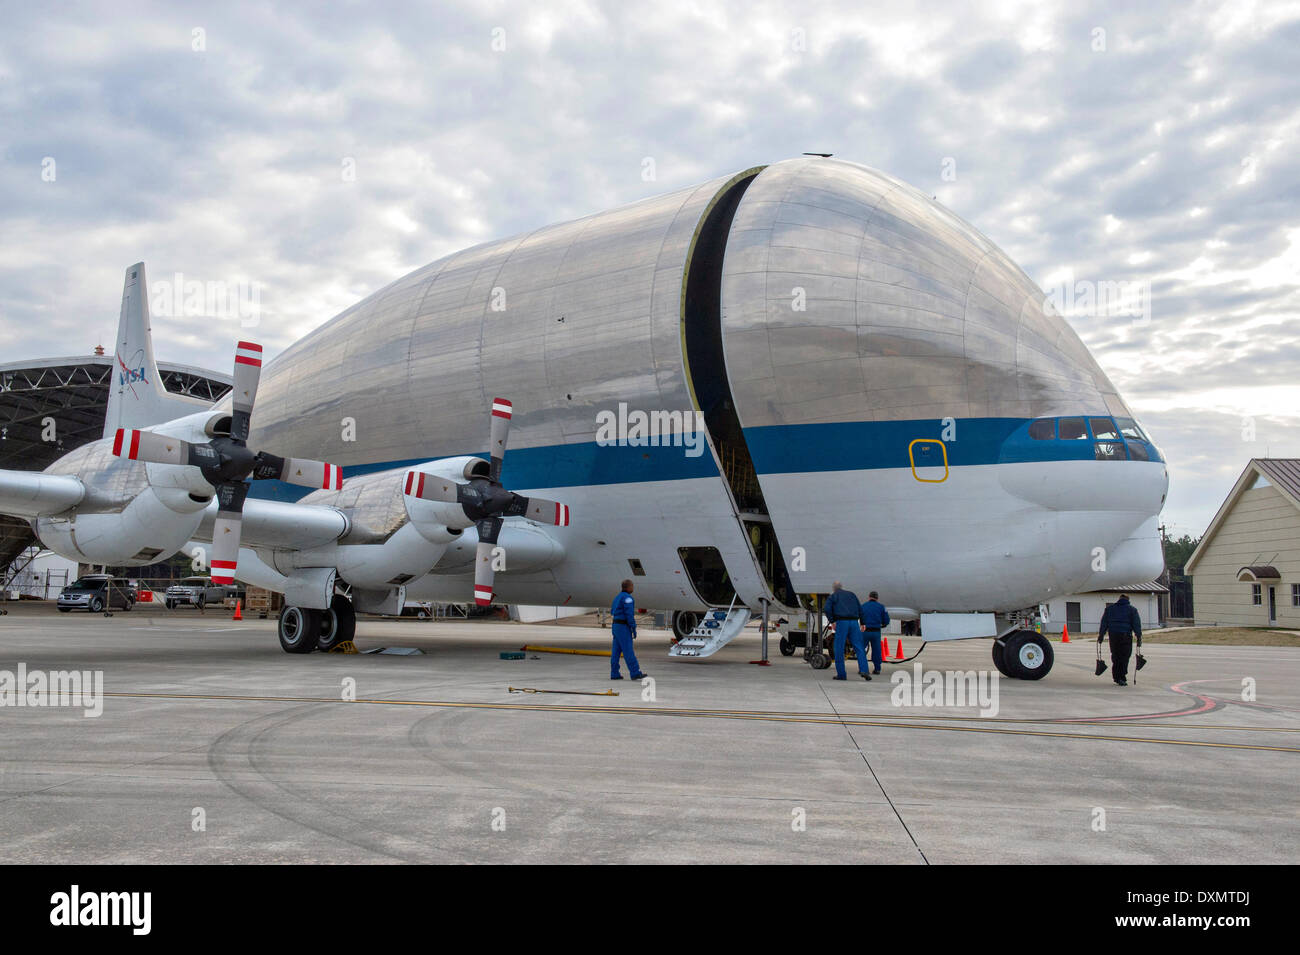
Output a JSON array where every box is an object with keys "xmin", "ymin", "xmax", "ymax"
[{"xmin": 1055, "ymin": 680, "xmax": 1221, "ymax": 723}]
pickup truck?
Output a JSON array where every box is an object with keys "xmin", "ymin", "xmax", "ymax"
[{"xmin": 164, "ymin": 577, "xmax": 229, "ymax": 610}]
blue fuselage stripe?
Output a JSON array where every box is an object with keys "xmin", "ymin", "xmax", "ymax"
[{"xmin": 248, "ymin": 417, "xmax": 1159, "ymax": 501}]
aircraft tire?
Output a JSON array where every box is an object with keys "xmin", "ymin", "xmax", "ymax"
[
  {"xmin": 278, "ymin": 606, "xmax": 319, "ymax": 654},
  {"xmin": 779, "ymin": 636, "xmax": 795, "ymax": 656},
  {"xmin": 318, "ymin": 595, "xmax": 356, "ymax": 651},
  {"xmin": 1002, "ymin": 630, "xmax": 1053, "ymax": 680},
  {"xmin": 991, "ymin": 638, "xmax": 1014, "ymax": 677}
]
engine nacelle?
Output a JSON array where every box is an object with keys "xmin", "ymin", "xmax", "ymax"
[
  {"xmin": 403, "ymin": 455, "xmax": 491, "ymax": 534},
  {"xmin": 36, "ymin": 487, "xmax": 205, "ymax": 565},
  {"xmin": 272, "ymin": 522, "xmax": 456, "ymax": 590},
  {"xmin": 34, "ymin": 431, "xmax": 215, "ymax": 566}
]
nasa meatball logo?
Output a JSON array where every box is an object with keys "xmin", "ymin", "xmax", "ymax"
[{"xmin": 116, "ymin": 348, "xmax": 148, "ymax": 395}]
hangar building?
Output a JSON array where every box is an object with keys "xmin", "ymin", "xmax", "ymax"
[{"xmin": 0, "ymin": 352, "xmax": 230, "ymax": 582}]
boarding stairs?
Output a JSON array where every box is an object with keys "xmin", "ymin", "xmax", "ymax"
[{"xmin": 668, "ymin": 599, "xmax": 751, "ymax": 659}]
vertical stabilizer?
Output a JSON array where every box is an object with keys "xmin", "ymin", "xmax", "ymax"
[{"xmin": 103, "ymin": 263, "xmax": 172, "ymax": 437}]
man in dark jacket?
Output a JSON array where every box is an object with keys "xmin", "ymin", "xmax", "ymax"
[
  {"xmin": 1099, "ymin": 594, "xmax": 1142, "ymax": 686},
  {"xmin": 824, "ymin": 582, "xmax": 870, "ymax": 681},
  {"xmin": 859, "ymin": 591, "xmax": 890, "ymax": 675}
]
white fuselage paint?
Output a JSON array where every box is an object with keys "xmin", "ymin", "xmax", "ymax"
[{"xmin": 396, "ymin": 457, "xmax": 1166, "ymax": 614}]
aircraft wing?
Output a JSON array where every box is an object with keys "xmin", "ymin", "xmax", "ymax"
[
  {"xmin": 195, "ymin": 496, "xmax": 349, "ymax": 551},
  {"xmin": 0, "ymin": 470, "xmax": 85, "ymax": 518}
]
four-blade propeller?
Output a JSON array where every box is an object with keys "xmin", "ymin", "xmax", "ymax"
[
  {"xmin": 112, "ymin": 341, "xmax": 343, "ymax": 585},
  {"xmin": 404, "ymin": 397, "xmax": 570, "ymax": 606}
]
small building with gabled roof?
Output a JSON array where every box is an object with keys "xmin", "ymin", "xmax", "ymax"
[
  {"xmin": 1043, "ymin": 579, "xmax": 1167, "ymax": 637},
  {"xmin": 1184, "ymin": 459, "xmax": 1300, "ymax": 627}
]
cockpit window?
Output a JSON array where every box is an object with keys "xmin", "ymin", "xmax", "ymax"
[
  {"xmin": 1058, "ymin": 417, "xmax": 1087, "ymax": 440},
  {"xmin": 1028, "ymin": 419, "xmax": 1056, "ymax": 440},
  {"xmin": 1089, "ymin": 417, "xmax": 1120, "ymax": 441},
  {"xmin": 1126, "ymin": 441, "xmax": 1150, "ymax": 461},
  {"xmin": 1094, "ymin": 441, "xmax": 1128, "ymax": 461},
  {"xmin": 1114, "ymin": 417, "xmax": 1146, "ymax": 441}
]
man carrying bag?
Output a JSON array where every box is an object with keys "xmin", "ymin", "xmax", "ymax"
[{"xmin": 1097, "ymin": 594, "xmax": 1142, "ymax": 687}]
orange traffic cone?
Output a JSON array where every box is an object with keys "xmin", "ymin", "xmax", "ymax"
[
  {"xmin": 893, "ymin": 638, "xmax": 904, "ymax": 660},
  {"xmin": 1061, "ymin": 623, "xmax": 1070, "ymax": 643},
  {"xmin": 232, "ymin": 599, "xmax": 242, "ymax": 621}
]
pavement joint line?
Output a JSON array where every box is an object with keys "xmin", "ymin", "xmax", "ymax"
[
  {"xmin": 818, "ymin": 681, "xmax": 929, "ymax": 864},
  {"xmin": 95, "ymin": 692, "xmax": 1300, "ymax": 752}
]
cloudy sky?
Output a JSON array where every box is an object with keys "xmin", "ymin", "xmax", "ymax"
[{"xmin": 1, "ymin": 0, "xmax": 1297, "ymax": 536}]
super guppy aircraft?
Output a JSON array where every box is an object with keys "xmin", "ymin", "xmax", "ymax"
[{"xmin": 0, "ymin": 157, "xmax": 1167, "ymax": 678}]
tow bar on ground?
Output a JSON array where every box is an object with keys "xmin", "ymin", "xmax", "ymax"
[{"xmin": 508, "ymin": 686, "xmax": 619, "ymax": 696}]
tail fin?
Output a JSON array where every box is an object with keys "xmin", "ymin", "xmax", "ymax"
[{"xmin": 102, "ymin": 262, "xmax": 200, "ymax": 437}]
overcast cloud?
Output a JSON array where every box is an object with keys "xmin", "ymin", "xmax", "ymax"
[{"xmin": 1, "ymin": 0, "xmax": 1298, "ymax": 536}]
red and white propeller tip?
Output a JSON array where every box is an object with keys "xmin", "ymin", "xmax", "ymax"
[
  {"xmin": 112, "ymin": 428, "xmax": 189, "ymax": 465},
  {"xmin": 210, "ymin": 560, "xmax": 238, "ymax": 586},
  {"xmin": 491, "ymin": 398, "xmax": 512, "ymax": 419},
  {"xmin": 540, "ymin": 501, "xmax": 570, "ymax": 527},
  {"xmin": 112, "ymin": 428, "xmax": 140, "ymax": 459},
  {"xmin": 283, "ymin": 459, "xmax": 342, "ymax": 490},
  {"xmin": 234, "ymin": 341, "xmax": 263, "ymax": 367}
]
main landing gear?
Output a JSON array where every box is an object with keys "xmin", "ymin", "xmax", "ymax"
[
  {"xmin": 992, "ymin": 629, "xmax": 1054, "ymax": 680},
  {"xmin": 278, "ymin": 594, "xmax": 357, "ymax": 654}
]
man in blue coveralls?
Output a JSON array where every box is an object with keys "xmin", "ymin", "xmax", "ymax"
[
  {"xmin": 610, "ymin": 579, "xmax": 647, "ymax": 681},
  {"xmin": 859, "ymin": 591, "xmax": 890, "ymax": 676},
  {"xmin": 824, "ymin": 581, "xmax": 870, "ymax": 681}
]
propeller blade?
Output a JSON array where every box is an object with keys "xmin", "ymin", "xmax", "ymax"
[
  {"xmin": 252, "ymin": 453, "xmax": 342, "ymax": 490},
  {"xmin": 489, "ymin": 397, "xmax": 512, "ymax": 483},
  {"xmin": 473, "ymin": 517, "xmax": 503, "ymax": 607},
  {"xmin": 209, "ymin": 481, "xmax": 249, "ymax": 585},
  {"xmin": 403, "ymin": 470, "xmax": 461, "ymax": 503},
  {"xmin": 230, "ymin": 341, "xmax": 263, "ymax": 442},
  {"xmin": 506, "ymin": 494, "xmax": 571, "ymax": 527},
  {"xmin": 111, "ymin": 428, "xmax": 201, "ymax": 466}
]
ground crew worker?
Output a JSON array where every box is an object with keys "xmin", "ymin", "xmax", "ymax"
[
  {"xmin": 1099, "ymin": 593, "xmax": 1142, "ymax": 686},
  {"xmin": 610, "ymin": 579, "xmax": 647, "ymax": 681},
  {"xmin": 824, "ymin": 581, "xmax": 869, "ymax": 681},
  {"xmin": 859, "ymin": 591, "xmax": 890, "ymax": 675}
]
